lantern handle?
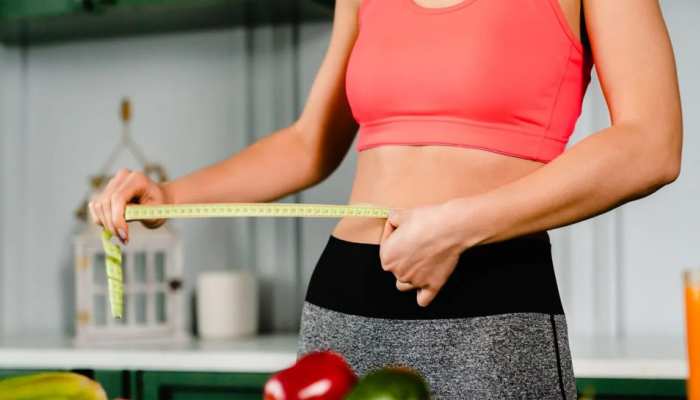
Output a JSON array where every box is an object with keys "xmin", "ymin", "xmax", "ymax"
[
  {"xmin": 97, "ymin": 98, "xmax": 150, "ymax": 174},
  {"xmin": 74, "ymin": 98, "xmax": 167, "ymax": 221}
]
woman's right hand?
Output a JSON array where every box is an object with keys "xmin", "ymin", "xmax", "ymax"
[{"xmin": 89, "ymin": 168, "xmax": 168, "ymax": 244}]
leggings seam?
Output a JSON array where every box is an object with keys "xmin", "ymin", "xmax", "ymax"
[{"xmin": 550, "ymin": 313, "xmax": 567, "ymax": 400}]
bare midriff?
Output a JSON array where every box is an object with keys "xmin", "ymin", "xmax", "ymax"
[{"xmin": 331, "ymin": 145, "xmax": 548, "ymax": 245}]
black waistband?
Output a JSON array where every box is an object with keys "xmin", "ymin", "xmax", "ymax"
[{"xmin": 305, "ymin": 233, "xmax": 563, "ymax": 320}]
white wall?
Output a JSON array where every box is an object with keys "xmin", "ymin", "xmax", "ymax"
[
  {"xmin": 618, "ymin": 0, "xmax": 700, "ymax": 336},
  {"xmin": 551, "ymin": 0, "xmax": 700, "ymax": 338},
  {"xmin": 0, "ymin": 0, "xmax": 698, "ymax": 339},
  {"xmin": 0, "ymin": 43, "xmax": 23, "ymax": 338}
]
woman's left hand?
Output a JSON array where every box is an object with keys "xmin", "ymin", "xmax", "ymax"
[{"xmin": 379, "ymin": 199, "xmax": 484, "ymax": 307}]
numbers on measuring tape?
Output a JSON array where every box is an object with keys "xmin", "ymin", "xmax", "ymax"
[
  {"xmin": 101, "ymin": 230, "xmax": 124, "ymax": 319},
  {"xmin": 124, "ymin": 202, "xmax": 391, "ymax": 220}
]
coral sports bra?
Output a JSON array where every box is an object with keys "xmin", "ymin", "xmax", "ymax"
[{"xmin": 345, "ymin": 0, "xmax": 594, "ymax": 163}]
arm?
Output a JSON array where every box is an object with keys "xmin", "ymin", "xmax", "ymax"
[
  {"xmin": 445, "ymin": 0, "xmax": 683, "ymax": 248},
  {"xmin": 90, "ymin": 0, "xmax": 363, "ymax": 242}
]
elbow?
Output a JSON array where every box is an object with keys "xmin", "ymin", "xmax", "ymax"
[
  {"xmin": 305, "ymin": 162, "xmax": 335, "ymax": 187},
  {"xmin": 658, "ymin": 155, "xmax": 681, "ymax": 185},
  {"xmin": 649, "ymin": 124, "xmax": 683, "ymax": 187},
  {"xmin": 660, "ymin": 121, "xmax": 683, "ymax": 185},
  {"xmin": 302, "ymin": 150, "xmax": 334, "ymax": 190},
  {"xmin": 634, "ymin": 148, "xmax": 680, "ymax": 195},
  {"xmin": 309, "ymin": 154, "xmax": 346, "ymax": 185},
  {"xmin": 289, "ymin": 120, "xmax": 339, "ymax": 187},
  {"xmin": 622, "ymin": 119, "xmax": 682, "ymax": 191}
]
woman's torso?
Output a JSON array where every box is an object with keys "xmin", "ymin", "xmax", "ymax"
[
  {"xmin": 331, "ymin": 0, "xmax": 584, "ymax": 245},
  {"xmin": 332, "ymin": 146, "xmax": 546, "ymax": 244}
]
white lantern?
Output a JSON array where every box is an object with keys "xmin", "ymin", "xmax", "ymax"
[
  {"xmin": 72, "ymin": 98, "xmax": 187, "ymax": 343},
  {"xmin": 73, "ymin": 221, "xmax": 188, "ymax": 343}
]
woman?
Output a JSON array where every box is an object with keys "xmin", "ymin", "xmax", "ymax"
[{"xmin": 90, "ymin": 0, "xmax": 682, "ymax": 398}]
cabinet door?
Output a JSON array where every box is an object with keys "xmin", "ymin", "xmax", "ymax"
[
  {"xmin": 0, "ymin": 0, "xmax": 80, "ymax": 19},
  {"xmin": 0, "ymin": 0, "xmax": 227, "ymax": 20},
  {"xmin": 93, "ymin": 370, "xmax": 130, "ymax": 399},
  {"xmin": 140, "ymin": 371, "xmax": 270, "ymax": 400},
  {"xmin": 0, "ymin": 0, "xmax": 331, "ymax": 43},
  {"xmin": 576, "ymin": 378, "xmax": 686, "ymax": 399}
]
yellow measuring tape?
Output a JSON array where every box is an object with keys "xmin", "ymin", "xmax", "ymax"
[
  {"xmin": 101, "ymin": 230, "xmax": 124, "ymax": 319},
  {"xmin": 124, "ymin": 202, "xmax": 391, "ymax": 220},
  {"xmin": 102, "ymin": 202, "xmax": 391, "ymax": 318}
]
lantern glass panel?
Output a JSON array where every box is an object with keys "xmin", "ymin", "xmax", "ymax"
[
  {"xmin": 93, "ymin": 254, "xmax": 106, "ymax": 286},
  {"xmin": 135, "ymin": 252, "xmax": 147, "ymax": 283},
  {"xmin": 155, "ymin": 252, "xmax": 166, "ymax": 282},
  {"xmin": 94, "ymin": 294, "xmax": 107, "ymax": 326},
  {"xmin": 121, "ymin": 253, "xmax": 128, "ymax": 283},
  {"xmin": 156, "ymin": 291, "xmax": 166, "ymax": 323},
  {"xmin": 135, "ymin": 292, "xmax": 147, "ymax": 324}
]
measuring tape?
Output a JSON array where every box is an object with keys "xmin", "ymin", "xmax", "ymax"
[
  {"xmin": 125, "ymin": 202, "xmax": 391, "ymax": 220},
  {"xmin": 101, "ymin": 229, "xmax": 125, "ymax": 319},
  {"xmin": 102, "ymin": 202, "xmax": 391, "ymax": 318}
]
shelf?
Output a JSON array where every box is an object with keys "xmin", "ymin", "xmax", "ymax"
[{"xmin": 0, "ymin": 0, "xmax": 333, "ymax": 44}]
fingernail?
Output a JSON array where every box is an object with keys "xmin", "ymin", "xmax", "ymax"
[{"xmin": 118, "ymin": 229, "xmax": 128, "ymax": 243}]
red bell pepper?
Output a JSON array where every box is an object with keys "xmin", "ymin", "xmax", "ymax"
[{"xmin": 263, "ymin": 351, "xmax": 357, "ymax": 400}]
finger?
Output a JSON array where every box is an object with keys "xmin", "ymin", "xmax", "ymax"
[
  {"xmin": 379, "ymin": 216, "xmax": 398, "ymax": 271},
  {"xmin": 104, "ymin": 168, "xmax": 131, "ymax": 194},
  {"xmin": 111, "ymin": 172, "xmax": 150, "ymax": 243},
  {"xmin": 88, "ymin": 201, "xmax": 101, "ymax": 226},
  {"xmin": 101, "ymin": 196, "xmax": 118, "ymax": 238},
  {"xmin": 417, "ymin": 287, "xmax": 439, "ymax": 307},
  {"xmin": 393, "ymin": 266, "xmax": 416, "ymax": 284},
  {"xmin": 93, "ymin": 199, "xmax": 109, "ymax": 232},
  {"xmin": 93, "ymin": 169, "xmax": 130, "ymax": 231},
  {"xmin": 110, "ymin": 191, "xmax": 129, "ymax": 244},
  {"xmin": 396, "ymin": 280, "xmax": 416, "ymax": 292},
  {"xmin": 100, "ymin": 169, "xmax": 131, "ymax": 207}
]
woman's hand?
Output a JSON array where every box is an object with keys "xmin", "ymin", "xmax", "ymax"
[
  {"xmin": 379, "ymin": 199, "xmax": 484, "ymax": 307},
  {"xmin": 88, "ymin": 169, "xmax": 169, "ymax": 244}
]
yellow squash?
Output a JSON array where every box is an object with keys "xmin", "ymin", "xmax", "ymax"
[{"xmin": 0, "ymin": 372, "xmax": 107, "ymax": 400}]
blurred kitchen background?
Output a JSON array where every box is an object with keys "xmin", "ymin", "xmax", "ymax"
[{"xmin": 0, "ymin": 0, "xmax": 698, "ymax": 398}]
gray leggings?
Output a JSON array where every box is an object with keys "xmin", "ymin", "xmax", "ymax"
[
  {"xmin": 299, "ymin": 234, "xmax": 576, "ymax": 399},
  {"xmin": 299, "ymin": 303, "xmax": 576, "ymax": 399}
]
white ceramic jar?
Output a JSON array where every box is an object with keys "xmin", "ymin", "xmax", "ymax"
[{"xmin": 196, "ymin": 270, "xmax": 258, "ymax": 339}]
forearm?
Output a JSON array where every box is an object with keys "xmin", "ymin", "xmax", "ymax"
[
  {"xmin": 162, "ymin": 124, "xmax": 320, "ymax": 204},
  {"xmin": 446, "ymin": 122, "xmax": 681, "ymax": 247}
]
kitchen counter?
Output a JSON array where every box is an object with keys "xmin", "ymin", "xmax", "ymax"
[
  {"xmin": 0, "ymin": 334, "xmax": 298, "ymax": 373},
  {"xmin": 571, "ymin": 335, "xmax": 687, "ymax": 379},
  {"xmin": 0, "ymin": 334, "xmax": 688, "ymax": 379}
]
